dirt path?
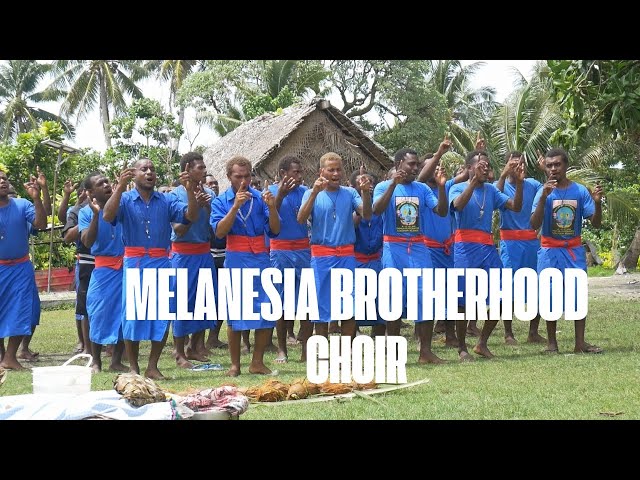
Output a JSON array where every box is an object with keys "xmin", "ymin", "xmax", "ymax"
[{"xmin": 589, "ymin": 272, "xmax": 640, "ymax": 301}]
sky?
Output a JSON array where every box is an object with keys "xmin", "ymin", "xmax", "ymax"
[{"xmin": 22, "ymin": 60, "xmax": 538, "ymax": 153}]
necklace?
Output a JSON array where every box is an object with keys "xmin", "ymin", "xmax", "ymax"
[
  {"xmin": 555, "ymin": 180, "xmax": 571, "ymax": 203},
  {"xmin": 326, "ymin": 188, "xmax": 341, "ymax": 220},
  {"xmin": 135, "ymin": 195, "xmax": 152, "ymax": 239},
  {"xmin": 237, "ymin": 195, "xmax": 254, "ymax": 230},
  {"xmin": 290, "ymin": 190, "xmax": 301, "ymax": 219},
  {"xmin": 472, "ymin": 184, "xmax": 486, "ymax": 219},
  {"xmin": 0, "ymin": 201, "xmax": 9, "ymax": 240}
]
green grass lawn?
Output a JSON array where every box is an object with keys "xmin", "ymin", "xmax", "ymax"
[
  {"xmin": 2, "ymin": 297, "xmax": 639, "ymax": 419},
  {"xmin": 588, "ymin": 266, "xmax": 616, "ymax": 277}
]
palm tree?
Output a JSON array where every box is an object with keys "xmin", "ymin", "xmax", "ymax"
[
  {"xmin": 145, "ymin": 60, "xmax": 204, "ymax": 150},
  {"xmin": 47, "ymin": 60, "xmax": 150, "ymax": 148},
  {"xmin": 0, "ymin": 60, "xmax": 73, "ymax": 141},
  {"xmin": 486, "ymin": 62, "xmax": 562, "ymax": 173},
  {"xmin": 427, "ymin": 60, "xmax": 499, "ymax": 154}
]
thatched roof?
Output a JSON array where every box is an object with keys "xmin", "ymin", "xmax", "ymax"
[{"xmin": 203, "ymin": 98, "xmax": 391, "ymax": 192}]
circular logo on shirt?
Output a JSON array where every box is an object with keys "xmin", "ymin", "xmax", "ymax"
[
  {"xmin": 397, "ymin": 202, "xmax": 418, "ymax": 226},
  {"xmin": 553, "ymin": 205, "xmax": 575, "ymax": 228}
]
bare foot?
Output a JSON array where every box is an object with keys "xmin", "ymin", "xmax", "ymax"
[
  {"xmin": 287, "ymin": 336, "xmax": 298, "ymax": 346},
  {"xmin": 445, "ymin": 337, "xmax": 459, "ymax": 348},
  {"xmin": 144, "ymin": 368, "xmax": 166, "ymax": 380},
  {"xmin": 418, "ymin": 352, "xmax": 445, "ymax": 364},
  {"xmin": 176, "ymin": 357, "xmax": 194, "ymax": 369},
  {"xmin": 274, "ymin": 354, "xmax": 288, "ymax": 364},
  {"xmin": 186, "ymin": 348, "xmax": 210, "ymax": 363},
  {"xmin": 74, "ymin": 343, "xmax": 83, "ymax": 354},
  {"xmin": 467, "ymin": 326, "xmax": 482, "ymax": 337},
  {"xmin": 0, "ymin": 359, "xmax": 26, "ymax": 370},
  {"xmin": 575, "ymin": 343, "xmax": 603, "ymax": 354},
  {"xmin": 505, "ymin": 336, "xmax": 518, "ymax": 346},
  {"xmin": 248, "ymin": 363, "xmax": 273, "ymax": 375},
  {"xmin": 108, "ymin": 363, "xmax": 129, "ymax": 372},
  {"xmin": 17, "ymin": 350, "xmax": 39, "ymax": 361},
  {"xmin": 91, "ymin": 364, "xmax": 101, "ymax": 373},
  {"xmin": 241, "ymin": 345, "xmax": 251, "ymax": 355},
  {"xmin": 527, "ymin": 333, "xmax": 547, "ymax": 344},
  {"xmin": 206, "ymin": 340, "xmax": 228, "ymax": 350},
  {"xmin": 473, "ymin": 344, "xmax": 495, "ymax": 359},
  {"xmin": 198, "ymin": 347, "xmax": 213, "ymax": 357},
  {"xmin": 459, "ymin": 351, "xmax": 474, "ymax": 362},
  {"xmin": 226, "ymin": 366, "xmax": 240, "ymax": 377},
  {"xmin": 542, "ymin": 347, "xmax": 559, "ymax": 355}
]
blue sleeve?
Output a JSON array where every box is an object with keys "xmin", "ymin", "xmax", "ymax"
[
  {"xmin": 23, "ymin": 199, "xmax": 36, "ymax": 225},
  {"xmin": 262, "ymin": 196, "xmax": 280, "ymax": 238},
  {"xmin": 423, "ymin": 184, "xmax": 438, "ymax": 210},
  {"xmin": 373, "ymin": 181, "xmax": 388, "ymax": 204},
  {"xmin": 168, "ymin": 192, "xmax": 187, "ymax": 224},
  {"xmin": 114, "ymin": 195, "xmax": 125, "ymax": 226},
  {"xmin": 493, "ymin": 185, "xmax": 510, "ymax": 211},
  {"xmin": 531, "ymin": 188, "xmax": 543, "ymax": 214},
  {"xmin": 351, "ymin": 187, "xmax": 363, "ymax": 212},
  {"xmin": 449, "ymin": 184, "xmax": 463, "ymax": 212},
  {"xmin": 78, "ymin": 206, "xmax": 92, "ymax": 233},
  {"xmin": 301, "ymin": 189, "xmax": 312, "ymax": 221},
  {"xmin": 210, "ymin": 195, "xmax": 226, "ymax": 237},
  {"xmin": 582, "ymin": 185, "xmax": 596, "ymax": 218}
]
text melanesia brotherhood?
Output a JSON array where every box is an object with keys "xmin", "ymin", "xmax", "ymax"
[{"xmin": 124, "ymin": 267, "xmax": 588, "ymax": 322}]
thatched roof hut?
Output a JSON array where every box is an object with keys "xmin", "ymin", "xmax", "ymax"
[{"xmin": 203, "ymin": 98, "xmax": 392, "ymax": 192}]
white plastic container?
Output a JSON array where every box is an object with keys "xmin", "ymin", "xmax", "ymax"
[{"xmin": 32, "ymin": 354, "xmax": 92, "ymax": 395}]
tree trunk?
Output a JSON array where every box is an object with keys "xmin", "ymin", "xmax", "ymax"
[
  {"xmin": 171, "ymin": 106, "xmax": 184, "ymax": 152},
  {"xmin": 618, "ymin": 225, "xmax": 640, "ymax": 272},
  {"xmin": 99, "ymin": 75, "xmax": 112, "ymax": 149}
]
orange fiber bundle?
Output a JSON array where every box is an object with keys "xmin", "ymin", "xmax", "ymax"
[{"xmin": 318, "ymin": 381, "xmax": 354, "ymax": 395}]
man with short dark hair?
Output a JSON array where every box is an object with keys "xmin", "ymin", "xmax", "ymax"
[
  {"xmin": 210, "ymin": 155, "xmax": 281, "ymax": 376},
  {"xmin": 0, "ymin": 170, "xmax": 46, "ymax": 370},
  {"xmin": 531, "ymin": 147, "xmax": 603, "ymax": 354},
  {"xmin": 102, "ymin": 158, "xmax": 198, "ymax": 379}
]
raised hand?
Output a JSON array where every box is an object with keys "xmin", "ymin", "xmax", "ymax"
[
  {"xmin": 23, "ymin": 178, "xmax": 40, "ymax": 200},
  {"xmin": 542, "ymin": 178, "xmax": 557, "ymax": 196},
  {"xmin": 279, "ymin": 174, "xmax": 297, "ymax": 195},
  {"xmin": 179, "ymin": 162, "xmax": 193, "ymax": 191},
  {"xmin": 591, "ymin": 182, "xmax": 604, "ymax": 203},
  {"xmin": 117, "ymin": 167, "xmax": 136, "ymax": 191},
  {"xmin": 36, "ymin": 165, "xmax": 48, "ymax": 188},
  {"xmin": 501, "ymin": 154, "xmax": 520, "ymax": 178},
  {"xmin": 437, "ymin": 134, "xmax": 453, "ymax": 156},
  {"xmin": 358, "ymin": 174, "xmax": 372, "ymax": 195},
  {"xmin": 312, "ymin": 176, "xmax": 329, "ymax": 194},
  {"xmin": 234, "ymin": 180, "xmax": 251, "ymax": 208},
  {"xmin": 88, "ymin": 197, "xmax": 101, "ymax": 214},
  {"xmin": 195, "ymin": 186, "xmax": 212, "ymax": 208},
  {"xmin": 434, "ymin": 165, "xmax": 448, "ymax": 186},
  {"xmin": 63, "ymin": 179, "xmax": 78, "ymax": 195},
  {"xmin": 262, "ymin": 187, "xmax": 276, "ymax": 208},
  {"xmin": 475, "ymin": 131, "xmax": 486, "ymax": 151},
  {"xmin": 390, "ymin": 169, "xmax": 407, "ymax": 185},
  {"xmin": 536, "ymin": 149, "xmax": 546, "ymax": 172},
  {"xmin": 514, "ymin": 162, "xmax": 526, "ymax": 182}
]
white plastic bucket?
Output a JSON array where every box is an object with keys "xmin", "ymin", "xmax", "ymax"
[{"xmin": 32, "ymin": 354, "xmax": 93, "ymax": 395}]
